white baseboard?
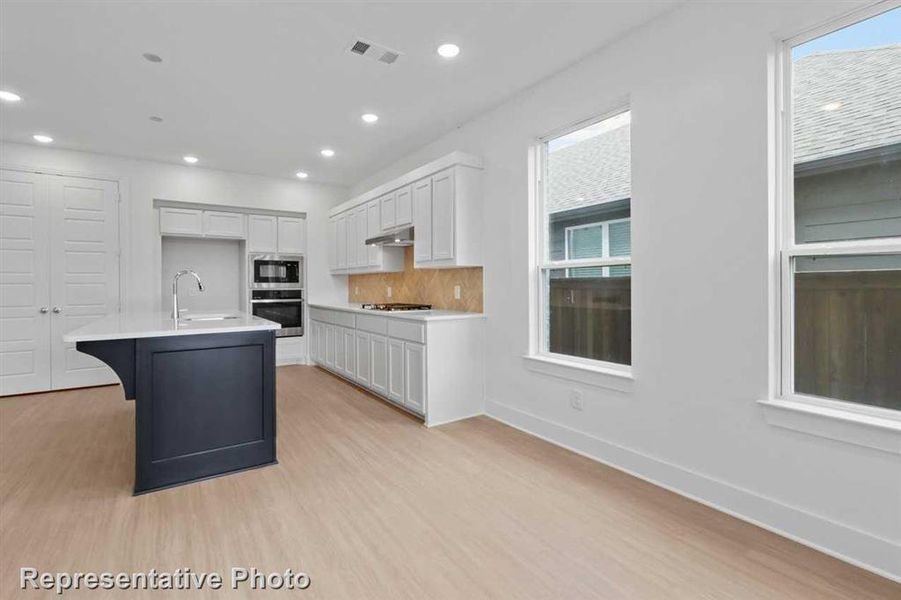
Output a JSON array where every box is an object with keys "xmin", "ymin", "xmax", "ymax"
[{"xmin": 485, "ymin": 397, "xmax": 901, "ymax": 582}]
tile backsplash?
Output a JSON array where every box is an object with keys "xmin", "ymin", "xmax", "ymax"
[{"xmin": 348, "ymin": 247, "xmax": 483, "ymax": 312}]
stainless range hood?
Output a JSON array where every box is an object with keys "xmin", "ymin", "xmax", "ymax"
[{"xmin": 365, "ymin": 226, "xmax": 414, "ymax": 247}]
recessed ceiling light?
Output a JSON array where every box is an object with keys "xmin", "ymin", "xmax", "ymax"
[
  {"xmin": 437, "ymin": 43, "xmax": 460, "ymax": 59},
  {"xmin": 142, "ymin": 52, "xmax": 163, "ymax": 63},
  {"xmin": 361, "ymin": 113, "xmax": 379, "ymax": 124},
  {"xmin": 183, "ymin": 155, "xmax": 199, "ymax": 164},
  {"xmin": 295, "ymin": 171, "xmax": 309, "ymax": 179},
  {"xmin": 33, "ymin": 134, "xmax": 53, "ymax": 143},
  {"xmin": 149, "ymin": 115, "xmax": 163, "ymax": 122},
  {"xmin": 821, "ymin": 101, "xmax": 843, "ymax": 112},
  {"xmin": 320, "ymin": 148, "xmax": 335, "ymax": 158},
  {"xmin": 0, "ymin": 90, "xmax": 22, "ymax": 103}
]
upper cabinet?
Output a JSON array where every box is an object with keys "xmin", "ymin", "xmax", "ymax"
[
  {"xmin": 248, "ymin": 215, "xmax": 278, "ymax": 252},
  {"xmin": 328, "ymin": 152, "xmax": 483, "ymax": 274},
  {"xmin": 277, "ymin": 216, "xmax": 306, "ymax": 254},
  {"xmin": 158, "ymin": 203, "xmax": 306, "ymax": 255}
]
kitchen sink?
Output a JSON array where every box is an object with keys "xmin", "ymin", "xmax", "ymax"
[{"xmin": 181, "ymin": 314, "xmax": 240, "ymax": 322}]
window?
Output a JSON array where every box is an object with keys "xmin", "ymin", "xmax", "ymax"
[
  {"xmin": 778, "ymin": 7, "xmax": 900, "ymax": 414},
  {"xmin": 535, "ymin": 109, "xmax": 632, "ymax": 369}
]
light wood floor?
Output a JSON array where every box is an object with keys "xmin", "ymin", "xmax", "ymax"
[{"xmin": 1, "ymin": 366, "xmax": 898, "ymax": 599}]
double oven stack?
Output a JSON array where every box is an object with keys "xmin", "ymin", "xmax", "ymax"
[{"xmin": 249, "ymin": 254, "xmax": 304, "ymax": 337}]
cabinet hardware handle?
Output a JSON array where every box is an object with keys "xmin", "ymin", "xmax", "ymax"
[
  {"xmin": 39, "ymin": 307, "xmax": 49, "ymax": 314},
  {"xmin": 52, "ymin": 307, "xmax": 62, "ymax": 314}
]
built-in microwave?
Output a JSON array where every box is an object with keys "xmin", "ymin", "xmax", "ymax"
[{"xmin": 250, "ymin": 254, "xmax": 303, "ymax": 289}]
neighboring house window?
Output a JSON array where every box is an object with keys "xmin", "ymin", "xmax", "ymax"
[
  {"xmin": 536, "ymin": 109, "xmax": 632, "ymax": 368},
  {"xmin": 778, "ymin": 7, "xmax": 900, "ymax": 413},
  {"xmin": 564, "ymin": 218, "xmax": 631, "ymax": 277}
]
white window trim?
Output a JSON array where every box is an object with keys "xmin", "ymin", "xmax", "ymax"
[
  {"xmin": 527, "ymin": 105, "xmax": 634, "ymax": 389},
  {"xmin": 765, "ymin": 2, "xmax": 901, "ymax": 454}
]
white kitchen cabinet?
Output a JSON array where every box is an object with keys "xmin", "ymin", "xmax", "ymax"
[
  {"xmin": 309, "ymin": 306, "xmax": 484, "ymax": 427},
  {"xmin": 336, "ymin": 215, "xmax": 348, "ymax": 269},
  {"xmin": 387, "ymin": 338, "xmax": 405, "ymax": 405},
  {"xmin": 342, "ymin": 327, "xmax": 356, "ymax": 379},
  {"xmin": 201, "ymin": 210, "xmax": 246, "ymax": 238},
  {"xmin": 412, "ymin": 178, "xmax": 433, "ymax": 262},
  {"xmin": 380, "ymin": 192, "xmax": 396, "ymax": 231},
  {"xmin": 370, "ymin": 334, "xmax": 388, "ymax": 396},
  {"xmin": 404, "ymin": 342, "xmax": 427, "ymax": 415},
  {"xmin": 345, "ymin": 210, "xmax": 357, "ymax": 269},
  {"xmin": 355, "ymin": 208, "xmax": 368, "ymax": 267},
  {"xmin": 367, "ymin": 201, "xmax": 380, "ymax": 266},
  {"xmin": 431, "ymin": 170, "xmax": 455, "ymax": 260},
  {"xmin": 355, "ymin": 331, "xmax": 371, "ymax": 386},
  {"xmin": 248, "ymin": 214, "xmax": 278, "ymax": 252},
  {"xmin": 328, "ymin": 217, "xmax": 338, "ymax": 271},
  {"xmin": 395, "ymin": 184, "xmax": 412, "ymax": 227},
  {"xmin": 160, "ymin": 207, "xmax": 203, "ymax": 236},
  {"xmin": 277, "ymin": 216, "xmax": 306, "ymax": 254},
  {"xmin": 326, "ymin": 324, "xmax": 337, "ymax": 369}
]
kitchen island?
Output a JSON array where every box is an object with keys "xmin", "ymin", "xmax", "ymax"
[{"xmin": 64, "ymin": 312, "xmax": 280, "ymax": 494}]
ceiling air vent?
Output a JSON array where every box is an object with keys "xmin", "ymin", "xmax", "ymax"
[{"xmin": 347, "ymin": 38, "xmax": 402, "ymax": 66}]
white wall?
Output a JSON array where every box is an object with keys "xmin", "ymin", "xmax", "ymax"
[
  {"xmin": 1, "ymin": 142, "xmax": 348, "ymax": 359},
  {"xmin": 161, "ymin": 237, "xmax": 244, "ymax": 312},
  {"xmin": 349, "ymin": 1, "xmax": 900, "ymax": 579}
]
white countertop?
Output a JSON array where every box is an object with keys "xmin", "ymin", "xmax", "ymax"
[
  {"xmin": 309, "ymin": 303, "xmax": 485, "ymax": 322},
  {"xmin": 63, "ymin": 311, "xmax": 281, "ymax": 342}
]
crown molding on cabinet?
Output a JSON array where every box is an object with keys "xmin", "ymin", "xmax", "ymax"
[{"xmin": 153, "ymin": 198, "xmax": 306, "ymax": 220}]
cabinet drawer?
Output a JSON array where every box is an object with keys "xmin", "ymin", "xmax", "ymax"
[
  {"xmin": 310, "ymin": 308, "xmax": 356, "ymax": 328},
  {"xmin": 387, "ymin": 319, "xmax": 426, "ymax": 343},
  {"xmin": 160, "ymin": 207, "xmax": 203, "ymax": 236},
  {"xmin": 203, "ymin": 210, "xmax": 246, "ymax": 238},
  {"xmin": 355, "ymin": 314, "xmax": 388, "ymax": 335}
]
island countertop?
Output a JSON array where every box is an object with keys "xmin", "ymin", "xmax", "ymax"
[
  {"xmin": 63, "ymin": 311, "xmax": 280, "ymax": 342},
  {"xmin": 308, "ymin": 303, "xmax": 485, "ymax": 322}
]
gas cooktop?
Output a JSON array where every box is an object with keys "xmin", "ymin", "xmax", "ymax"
[{"xmin": 361, "ymin": 303, "xmax": 432, "ymax": 312}]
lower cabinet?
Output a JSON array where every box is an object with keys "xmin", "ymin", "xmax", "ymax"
[{"xmin": 309, "ymin": 307, "xmax": 483, "ymax": 425}]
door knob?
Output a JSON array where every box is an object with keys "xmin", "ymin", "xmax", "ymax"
[
  {"xmin": 52, "ymin": 307, "xmax": 62, "ymax": 314},
  {"xmin": 39, "ymin": 307, "xmax": 49, "ymax": 314}
]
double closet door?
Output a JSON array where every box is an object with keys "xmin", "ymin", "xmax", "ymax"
[{"xmin": 0, "ymin": 169, "xmax": 120, "ymax": 395}]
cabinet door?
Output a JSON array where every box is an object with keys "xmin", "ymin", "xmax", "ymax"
[
  {"xmin": 404, "ymin": 342, "xmax": 426, "ymax": 415},
  {"xmin": 309, "ymin": 321, "xmax": 320, "ymax": 363},
  {"xmin": 387, "ymin": 338, "xmax": 405, "ymax": 404},
  {"xmin": 412, "ymin": 178, "xmax": 432, "ymax": 262},
  {"xmin": 346, "ymin": 210, "xmax": 357, "ymax": 269},
  {"xmin": 355, "ymin": 331, "xmax": 371, "ymax": 386},
  {"xmin": 159, "ymin": 207, "xmax": 203, "ymax": 236},
  {"xmin": 277, "ymin": 216, "xmax": 306, "ymax": 253},
  {"xmin": 202, "ymin": 211, "xmax": 246, "ymax": 238},
  {"xmin": 326, "ymin": 324, "xmax": 337, "ymax": 369},
  {"xmin": 342, "ymin": 327, "xmax": 356, "ymax": 378},
  {"xmin": 370, "ymin": 334, "xmax": 388, "ymax": 396},
  {"xmin": 0, "ymin": 170, "xmax": 51, "ymax": 395},
  {"xmin": 367, "ymin": 201, "xmax": 380, "ymax": 266},
  {"xmin": 431, "ymin": 170, "xmax": 455, "ymax": 260},
  {"xmin": 395, "ymin": 185, "xmax": 412, "ymax": 226},
  {"xmin": 319, "ymin": 322, "xmax": 329, "ymax": 365},
  {"xmin": 381, "ymin": 193, "xmax": 396, "ymax": 231},
  {"xmin": 356, "ymin": 208, "xmax": 368, "ymax": 267},
  {"xmin": 336, "ymin": 215, "xmax": 347, "ymax": 269},
  {"xmin": 248, "ymin": 215, "xmax": 278, "ymax": 252},
  {"xmin": 328, "ymin": 217, "xmax": 338, "ymax": 271}
]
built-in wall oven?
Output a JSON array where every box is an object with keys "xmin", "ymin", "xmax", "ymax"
[
  {"xmin": 251, "ymin": 289, "xmax": 303, "ymax": 337},
  {"xmin": 250, "ymin": 254, "xmax": 303, "ymax": 289},
  {"xmin": 249, "ymin": 254, "xmax": 304, "ymax": 337}
]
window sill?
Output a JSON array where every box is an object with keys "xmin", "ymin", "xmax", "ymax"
[
  {"xmin": 759, "ymin": 397, "xmax": 901, "ymax": 455},
  {"xmin": 522, "ymin": 354, "xmax": 633, "ymax": 392}
]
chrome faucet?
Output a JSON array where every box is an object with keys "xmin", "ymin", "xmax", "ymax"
[{"xmin": 172, "ymin": 269, "xmax": 204, "ymax": 319}]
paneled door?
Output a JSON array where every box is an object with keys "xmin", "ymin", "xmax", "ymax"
[
  {"xmin": 0, "ymin": 170, "xmax": 51, "ymax": 395},
  {"xmin": 49, "ymin": 175, "xmax": 120, "ymax": 390}
]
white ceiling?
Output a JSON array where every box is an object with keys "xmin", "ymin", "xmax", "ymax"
[{"xmin": 0, "ymin": 1, "xmax": 677, "ymax": 185}]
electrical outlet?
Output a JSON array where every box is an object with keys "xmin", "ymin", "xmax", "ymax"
[
  {"xmin": 354, "ymin": 286, "xmax": 359, "ymax": 295},
  {"xmin": 386, "ymin": 286, "xmax": 392, "ymax": 298},
  {"xmin": 454, "ymin": 285, "xmax": 461, "ymax": 300},
  {"xmin": 569, "ymin": 389, "xmax": 584, "ymax": 411}
]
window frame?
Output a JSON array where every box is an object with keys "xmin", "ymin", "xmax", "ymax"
[
  {"xmin": 772, "ymin": 2, "xmax": 901, "ymax": 425},
  {"xmin": 564, "ymin": 217, "xmax": 631, "ymax": 277},
  {"xmin": 530, "ymin": 106, "xmax": 633, "ymax": 377}
]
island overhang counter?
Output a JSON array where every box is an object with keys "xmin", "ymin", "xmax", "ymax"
[{"xmin": 64, "ymin": 312, "xmax": 280, "ymax": 494}]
